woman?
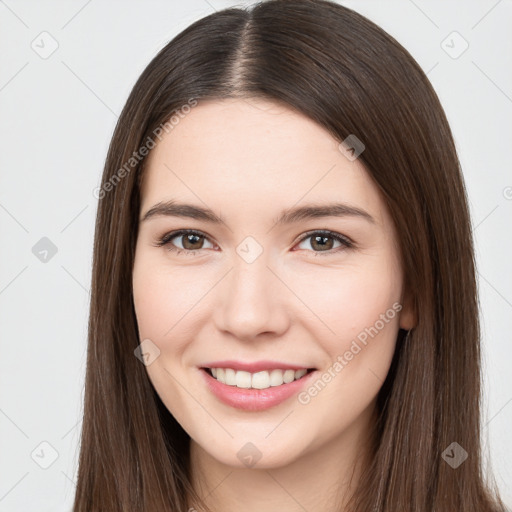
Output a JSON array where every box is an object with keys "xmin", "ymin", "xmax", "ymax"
[{"xmin": 73, "ymin": 0, "xmax": 508, "ymax": 510}]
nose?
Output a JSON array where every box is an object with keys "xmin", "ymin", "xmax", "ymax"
[{"xmin": 214, "ymin": 253, "xmax": 290, "ymax": 341}]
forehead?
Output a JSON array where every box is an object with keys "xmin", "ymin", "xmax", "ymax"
[
  {"xmin": 145, "ymin": 98, "xmax": 339, "ymax": 171},
  {"xmin": 140, "ymin": 98, "xmax": 388, "ymax": 227}
]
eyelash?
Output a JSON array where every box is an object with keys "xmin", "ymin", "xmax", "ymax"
[{"xmin": 153, "ymin": 229, "xmax": 354, "ymax": 257}]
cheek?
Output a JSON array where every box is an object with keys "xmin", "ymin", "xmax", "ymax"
[
  {"xmin": 290, "ymin": 253, "xmax": 402, "ymax": 339},
  {"xmin": 132, "ymin": 255, "xmax": 183, "ymax": 371},
  {"xmin": 291, "ymin": 253, "xmax": 402, "ymax": 400},
  {"xmin": 132, "ymin": 268, "xmax": 168, "ymax": 339},
  {"xmin": 132, "ymin": 253, "xmax": 206, "ymax": 342},
  {"xmin": 132, "ymin": 255, "xmax": 199, "ymax": 419}
]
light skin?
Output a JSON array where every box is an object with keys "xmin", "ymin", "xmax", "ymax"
[{"xmin": 132, "ymin": 98, "xmax": 415, "ymax": 512}]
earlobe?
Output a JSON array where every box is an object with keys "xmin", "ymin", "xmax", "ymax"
[{"xmin": 399, "ymin": 291, "xmax": 417, "ymax": 330}]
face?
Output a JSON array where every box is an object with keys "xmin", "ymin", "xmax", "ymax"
[{"xmin": 132, "ymin": 98, "xmax": 414, "ymax": 469}]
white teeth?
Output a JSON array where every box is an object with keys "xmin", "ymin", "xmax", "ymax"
[
  {"xmin": 252, "ymin": 371, "xmax": 270, "ymax": 389},
  {"xmin": 208, "ymin": 367, "xmax": 310, "ymax": 389},
  {"xmin": 269, "ymin": 369, "xmax": 284, "ymax": 386},
  {"xmin": 283, "ymin": 369, "xmax": 295, "ymax": 383},
  {"xmin": 295, "ymin": 368, "xmax": 308, "ymax": 379},
  {"xmin": 225, "ymin": 368, "xmax": 236, "ymax": 386},
  {"xmin": 235, "ymin": 370, "xmax": 252, "ymax": 388}
]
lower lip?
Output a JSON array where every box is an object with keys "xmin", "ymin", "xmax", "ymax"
[{"xmin": 199, "ymin": 368, "xmax": 317, "ymax": 411}]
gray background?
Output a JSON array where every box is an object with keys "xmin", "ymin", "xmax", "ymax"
[{"xmin": 0, "ymin": 1, "xmax": 510, "ymax": 510}]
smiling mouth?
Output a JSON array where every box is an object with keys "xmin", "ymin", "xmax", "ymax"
[{"xmin": 201, "ymin": 367, "xmax": 316, "ymax": 390}]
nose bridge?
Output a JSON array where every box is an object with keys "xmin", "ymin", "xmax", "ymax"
[{"xmin": 216, "ymin": 245, "xmax": 288, "ymax": 339}]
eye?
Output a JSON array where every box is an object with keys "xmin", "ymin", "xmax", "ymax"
[
  {"xmin": 154, "ymin": 229, "xmax": 215, "ymax": 255},
  {"xmin": 294, "ymin": 230, "xmax": 353, "ymax": 256},
  {"xmin": 154, "ymin": 229, "xmax": 353, "ymax": 257}
]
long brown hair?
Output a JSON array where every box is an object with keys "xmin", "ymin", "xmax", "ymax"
[{"xmin": 73, "ymin": 0, "xmax": 508, "ymax": 510}]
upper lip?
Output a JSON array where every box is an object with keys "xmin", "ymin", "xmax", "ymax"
[{"xmin": 200, "ymin": 360, "xmax": 314, "ymax": 373}]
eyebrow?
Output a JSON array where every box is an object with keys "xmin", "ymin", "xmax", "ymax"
[{"xmin": 140, "ymin": 200, "xmax": 376, "ymax": 225}]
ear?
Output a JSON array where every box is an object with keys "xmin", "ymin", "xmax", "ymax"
[{"xmin": 399, "ymin": 288, "xmax": 417, "ymax": 330}]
